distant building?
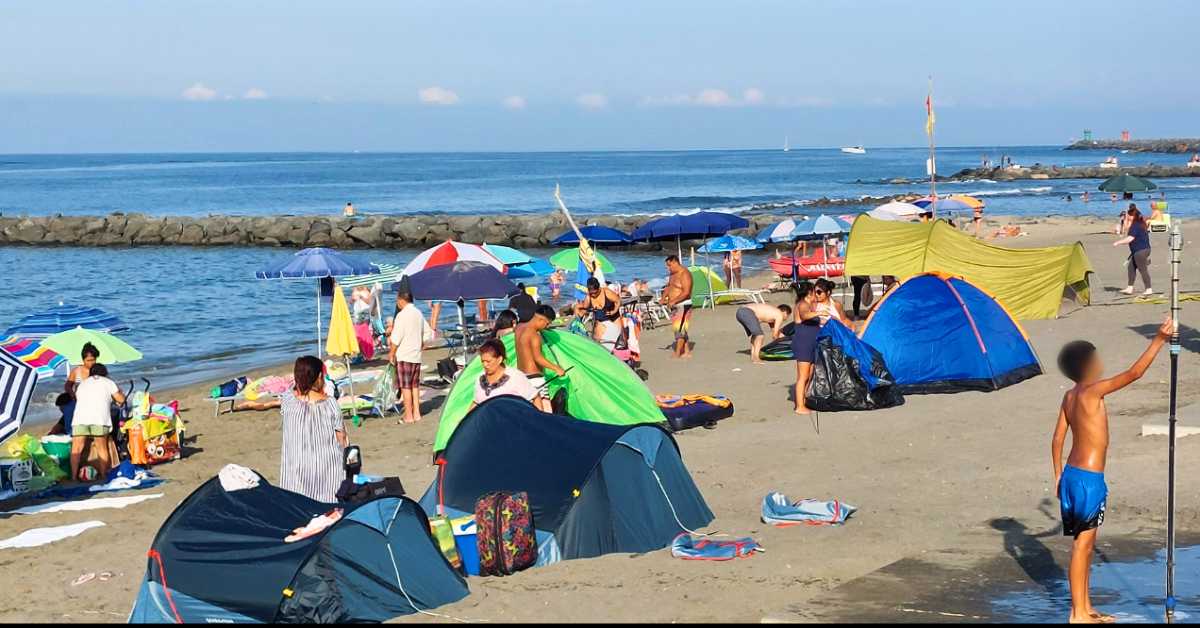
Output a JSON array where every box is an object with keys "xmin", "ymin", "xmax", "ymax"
[{"xmin": 1121, "ymin": 129, "xmax": 1131, "ymax": 142}]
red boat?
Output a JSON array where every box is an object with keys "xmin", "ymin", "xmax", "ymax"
[{"xmin": 768, "ymin": 249, "xmax": 845, "ymax": 279}]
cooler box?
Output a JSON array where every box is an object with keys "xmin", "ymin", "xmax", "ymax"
[
  {"xmin": 452, "ymin": 516, "xmax": 480, "ymax": 576},
  {"xmin": 0, "ymin": 458, "xmax": 33, "ymax": 494},
  {"xmin": 40, "ymin": 436, "xmax": 72, "ymax": 471}
]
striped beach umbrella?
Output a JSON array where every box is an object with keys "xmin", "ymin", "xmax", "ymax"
[
  {"xmin": 336, "ymin": 263, "xmax": 406, "ymax": 289},
  {"xmin": 0, "ymin": 347, "xmax": 38, "ymax": 445},
  {"xmin": 755, "ymin": 218, "xmax": 805, "ymax": 243},
  {"xmin": 401, "ymin": 241, "xmax": 505, "ymax": 276},
  {"xmin": 3, "ymin": 303, "xmax": 130, "ymax": 339},
  {"xmin": 0, "ymin": 335, "xmax": 67, "ymax": 379}
]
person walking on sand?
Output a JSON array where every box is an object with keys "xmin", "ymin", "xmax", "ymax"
[
  {"xmin": 515, "ymin": 305, "xmax": 564, "ymax": 412},
  {"xmin": 1052, "ymin": 318, "xmax": 1172, "ymax": 624},
  {"xmin": 735, "ymin": 302, "xmax": 791, "ymax": 364},
  {"xmin": 1115, "ymin": 205, "xmax": 1153, "ymax": 296},
  {"xmin": 388, "ymin": 288, "xmax": 425, "ymax": 424},
  {"xmin": 661, "ymin": 255, "xmax": 694, "ymax": 359},
  {"xmin": 280, "ymin": 355, "xmax": 347, "ymax": 503},
  {"xmin": 791, "ymin": 282, "xmax": 823, "ymax": 415}
]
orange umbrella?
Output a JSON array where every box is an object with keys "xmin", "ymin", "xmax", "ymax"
[{"xmin": 946, "ymin": 194, "xmax": 986, "ymax": 209}]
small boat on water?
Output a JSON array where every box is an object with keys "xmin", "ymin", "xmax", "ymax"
[
  {"xmin": 783, "ymin": 135, "xmax": 790, "ymax": 152},
  {"xmin": 840, "ymin": 146, "xmax": 866, "ymax": 155}
]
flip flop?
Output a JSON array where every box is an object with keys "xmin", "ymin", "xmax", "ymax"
[{"xmin": 71, "ymin": 573, "xmax": 96, "ymax": 587}]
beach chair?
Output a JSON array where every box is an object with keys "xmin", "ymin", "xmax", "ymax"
[
  {"xmin": 699, "ymin": 288, "xmax": 766, "ymax": 308},
  {"xmin": 338, "ymin": 365, "xmax": 400, "ymax": 420}
]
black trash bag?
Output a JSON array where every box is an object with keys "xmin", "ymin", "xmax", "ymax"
[{"xmin": 805, "ymin": 321, "xmax": 904, "ymax": 412}]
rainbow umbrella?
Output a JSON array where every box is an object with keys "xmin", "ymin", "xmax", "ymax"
[{"xmin": 0, "ymin": 335, "xmax": 67, "ymax": 379}]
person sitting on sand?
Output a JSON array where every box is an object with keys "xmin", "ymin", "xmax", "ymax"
[
  {"xmin": 1052, "ymin": 317, "xmax": 1172, "ymax": 624},
  {"xmin": 280, "ymin": 355, "xmax": 347, "ymax": 503},
  {"xmin": 661, "ymin": 255, "xmax": 694, "ymax": 359},
  {"xmin": 70, "ymin": 363, "xmax": 125, "ymax": 481},
  {"xmin": 791, "ymin": 282, "xmax": 824, "ymax": 415},
  {"xmin": 987, "ymin": 224, "xmax": 1026, "ymax": 240},
  {"xmin": 469, "ymin": 339, "xmax": 540, "ymax": 412},
  {"xmin": 735, "ymin": 303, "xmax": 792, "ymax": 364},
  {"xmin": 515, "ymin": 305, "xmax": 564, "ymax": 412}
]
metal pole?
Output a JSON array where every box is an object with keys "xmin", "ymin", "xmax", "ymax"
[
  {"xmin": 316, "ymin": 283, "xmax": 322, "ymax": 358},
  {"xmin": 1166, "ymin": 221, "xmax": 1182, "ymax": 622}
]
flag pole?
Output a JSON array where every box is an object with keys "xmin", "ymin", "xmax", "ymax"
[
  {"xmin": 926, "ymin": 76, "xmax": 938, "ymax": 218},
  {"xmin": 555, "ymin": 185, "xmax": 605, "ymax": 300},
  {"xmin": 1165, "ymin": 220, "xmax": 1183, "ymax": 623}
]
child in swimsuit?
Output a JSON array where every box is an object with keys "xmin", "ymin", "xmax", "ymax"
[{"xmin": 1052, "ymin": 317, "xmax": 1172, "ymax": 624}]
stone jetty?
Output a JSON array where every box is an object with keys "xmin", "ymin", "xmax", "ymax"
[
  {"xmin": 1066, "ymin": 138, "xmax": 1200, "ymax": 154},
  {"xmin": 941, "ymin": 164, "xmax": 1200, "ymax": 183}
]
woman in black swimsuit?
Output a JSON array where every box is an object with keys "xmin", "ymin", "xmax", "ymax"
[
  {"xmin": 791, "ymin": 281, "xmax": 823, "ymax": 415},
  {"xmin": 580, "ymin": 277, "xmax": 623, "ymax": 343}
]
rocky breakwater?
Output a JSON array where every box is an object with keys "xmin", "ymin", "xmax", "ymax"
[
  {"xmin": 0, "ymin": 212, "xmax": 804, "ymax": 249},
  {"xmin": 942, "ymin": 163, "xmax": 1200, "ymax": 182},
  {"xmin": 1066, "ymin": 138, "xmax": 1200, "ymax": 154}
]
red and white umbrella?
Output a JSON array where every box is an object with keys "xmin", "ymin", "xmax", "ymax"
[{"xmin": 401, "ymin": 240, "xmax": 506, "ymax": 276}]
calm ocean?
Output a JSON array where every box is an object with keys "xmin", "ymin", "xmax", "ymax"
[{"xmin": 2, "ymin": 146, "xmax": 1195, "ymax": 403}]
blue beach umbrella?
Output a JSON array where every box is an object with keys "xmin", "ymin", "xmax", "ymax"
[
  {"xmin": 255, "ymin": 247, "xmax": 380, "ymax": 356},
  {"xmin": 551, "ymin": 225, "xmax": 633, "ymax": 246},
  {"xmin": 698, "ymin": 235, "xmax": 762, "ymax": 253},
  {"xmin": 482, "ymin": 243, "xmax": 535, "ymax": 266},
  {"xmin": 912, "ymin": 197, "xmax": 973, "ymax": 214},
  {"xmin": 507, "ymin": 258, "xmax": 556, "ymax": 279},
  {"xmin": 3, "ymin": 303, "xmax": 130, "ymax": 339},
  {"xmin": 0, "ymin": 347, "xmax": 38, "ymax": 445},
  {"xmin": 755, "ymin": 218, "xmax": 805, "ymax": 243},
  {"xmin": 789, "ymin": 214, "xmax": 853, "ymax": 241},
  {"xmin": 631, "ymin": 212, "xmax": 750, "ymax": 258}
]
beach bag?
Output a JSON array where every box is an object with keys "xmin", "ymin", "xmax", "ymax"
[
  {"xmin": 211, "ymin": 376, "xmax": 248, "ymax": 399},
  {"xmin": 474, "ymin": 491, "xmax": 536, "ymax": 576}
]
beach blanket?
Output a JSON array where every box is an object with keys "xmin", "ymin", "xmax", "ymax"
[
  {"xmin": 670, "ymin": 533, "xmax": 762, "ymax": 561},
  {"xmin": 760, "ymin": 492, "xmax": 857, "ymax": 527},
  {"xmin": 34, "ymin": 463, "xmax": 164, "ymax": 499},
  {"xmin": 3, "ymin": 494, "xmax": 163, "ymax": 516},
  {"xmin": 0, "ymin": 521, "xmax": 106, "ymax": 549}
]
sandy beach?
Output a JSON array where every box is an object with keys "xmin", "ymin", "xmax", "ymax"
[{"xmin": 1, "ymin": 215, "xmax": 1197, "ymax": 623}]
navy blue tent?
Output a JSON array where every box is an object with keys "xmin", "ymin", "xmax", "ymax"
[
  {"xmin": 805, "ymin": 319, "xmax": 904, "ymax": 411},
  {"xmin": 420, "ymin": 396, "xmax": 712, "ymax": 565},
  {"xmin": 130, "ymin": 471, "xmax": 468, "ymax": 624},
  {"xmin": 860, "ymin": 273, "xmax": 1042, "ymax": 394}
]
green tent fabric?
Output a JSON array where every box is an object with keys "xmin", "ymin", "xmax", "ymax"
[
  {"xmin": 433, "ymin": 330, "xmax": 665, "ymax": 453},
  {"xmin": 688, "ymin": 266, "xmax": 734, "ymax": 305},
  {"xmin": 844, "ymin": 216, "xmax": 1092, "ymax": 320}
]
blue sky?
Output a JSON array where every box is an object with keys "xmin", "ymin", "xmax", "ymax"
[{"xmin": 2, "ymin": 0, "xmax": 1196, "ymax": 152}]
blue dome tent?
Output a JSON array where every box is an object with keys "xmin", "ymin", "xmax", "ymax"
[
  {"xmin": 421, "ymin": 396, "xmax": 712, "ymax": 566},
  {"xmin": 130, "ymin": 470, "xmax": 468, "ymax": 623},
  {"xmin": 859, "ymin": 273, "xmax": 1042, "ymax": 394}
]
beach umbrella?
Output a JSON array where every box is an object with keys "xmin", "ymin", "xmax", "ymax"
[
  {"xmin": 550, "ymin": 225, "xmax": 633, "ymax": 246},
  {"xmin": 0, "ymin": 347, "xmax": 38, "ymax": 445},
  {"xmin": 336, "ymin": 262, "xmax": 406, "ymax": 289},
  {"xmin": 946, "ymin": 194, "xmax": 986, "ymax": 209},
  {"xmin": 325, "ymin": 285, "xmax": 362, "ymax": 424},
  {"xmin": 1099, "ymin": 173, "xmax": 1157, "ymax": 193},
  {"xmin": 482, "ymin": 243, "xmax": 535, "ymax": 266},
  {"xmin": 42, "ymin": 327, "xmax": 143, "ymax": 365},
  {"xmin": 755, "ymin": 218, "xmax": 805, "ymax": 243},
  {"xmin": 631, "ymin": 212, "xmax": 750, "ymax": 258},
  {"xmin": 869, "ymin": 201, "xmax": 923, "ymax": 221},
  {"xmin": 3, "ymin": 303, "xmax": 130, "ymax": 339},
  {"xmin": 912, "ymin": 197, "xmax": 974, "ymax": 214},
  {"xmin": 0, "ymin": 336, "xmax": 67, "ymax": 379},
  {"xmin": 698, "ymin": 235, "xmax": 762, "ymax": 253},
  {"xmin": 255, "ymin": 247, "xmax": 380, "ymax": 357},
  {"xmin": 506, "ymin": 258, "xmax": 556, "ymax": 279},
  {"xmin": 789, "ymin": 214, "xmax": 853, "ymax": 240},
  {"xmin": 401, "ymin": 240, "xmax": 505, "ymax": 276},
  {"xmin": 404, "ymin": 262, "xmax": 519, "ymax": 363},
  {"xmin": 549, "ymin": 248, "xmax": 616, "ymax": 274}
]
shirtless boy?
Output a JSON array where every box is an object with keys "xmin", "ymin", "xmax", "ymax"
[
  {"xmin": 1052, "ymin": 317, "xmax": 1172, "ymax": 623},
  {"xmin": 661, "ymin": 255, "xmax": 694, "ymax": 359},
  {"xmin": 515, "ymin": 304, "xmax": 566, "ymax": 412},
  {"xmin": 735, "ymin": 302, "xmax": 792, "ymax": 363}
]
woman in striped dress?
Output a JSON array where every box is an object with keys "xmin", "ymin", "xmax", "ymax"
[{"xmin": 279, "ymin": 356, "xmax": 347, "ymax": 502}]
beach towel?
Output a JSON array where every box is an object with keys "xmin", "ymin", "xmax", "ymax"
[
  {"xmin": 34, "ymin": 464, "xmax": 164, "ymax": 499},
  {"xmin": 760, "ymin": 492, "xmax": 857, "ymax": 527},
  {"xmin": 670, "ymin": 533, "xmax": 762, "ymax": 561},
  {"xmin": 0, "ymin": 520, "xmax": 106, "ymax": 549},
  {"xmin": 2, "ymin": 494, "xmax": 162, "ymax": 516}
]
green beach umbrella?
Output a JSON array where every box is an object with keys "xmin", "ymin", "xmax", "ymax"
[
  {"xmin": 42, "ymin": 327, "xmax": 143, "ymax": 365},
  {"xmin": 549, "ymin": 248, "xmax": 615, "ymax": 274},
  {"xmin": 1099, "ymin": 173, "xmax": 1157, "ymax": 193}
]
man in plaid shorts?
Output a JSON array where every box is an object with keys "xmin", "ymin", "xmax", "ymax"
[{"xmin": 389, "ymin": 287, "xmax": 425, "ymax": 424}]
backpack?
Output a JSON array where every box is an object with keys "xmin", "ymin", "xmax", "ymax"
[{"xmin": 474, "ymin": 491, "xmax": 536, "ymax": 576}]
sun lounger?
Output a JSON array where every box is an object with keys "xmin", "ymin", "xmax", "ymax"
[{"xmin": 699, "ymin": 288, "xmax": 766, "ymax": 308}]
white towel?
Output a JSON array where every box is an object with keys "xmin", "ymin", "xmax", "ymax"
[
  {"xmin": 0, "ymin": 521, "xmax": 106, "ymax": 549},
  {"xmin": 219, "ymin": 464, "xmax": 260, "ymax": 492},
  {"xmin": 3, "ymin": 494, "xmax": 163, "ymax": 516}
]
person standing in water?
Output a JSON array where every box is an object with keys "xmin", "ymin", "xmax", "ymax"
[{"xmin": 1052, "ymin": 318, "xmax": 1171, "ymax": 624}]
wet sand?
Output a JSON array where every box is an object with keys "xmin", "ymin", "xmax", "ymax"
[{"xmin": 1, "ymin": 215, "xmax": 1198, "ymax": 623}]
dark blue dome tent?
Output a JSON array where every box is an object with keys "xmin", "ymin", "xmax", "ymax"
[
  {"xmin": 859, "ymin": 273, "xmax": 1042, "ymax": 394},
  {"xmin": 129, "ymin": 469, "xmax": 468, "ymax": 623},
  {"xmin": 421, "ymin": 395, "xmax": 713, "ymax": 565}
]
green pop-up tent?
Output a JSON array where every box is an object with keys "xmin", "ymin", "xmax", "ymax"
[{"xmin": 433, "ymin": 330, "xmax": 665, "ymax": 453}]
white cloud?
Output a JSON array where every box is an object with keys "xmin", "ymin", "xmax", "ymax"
[
  {"xmin": 696, "ymin": 88, "xmax": 733, "ymax": 107},
  {"xmin": 743, "ymin": 87, "xmax": 766, "ymax": 105},
  {"xmin": 576, "ymin": 93, "xmax": 608, "ymax": 110},
  {"xmin": 502, "ymin": 95, "xmax": 527, "ymax": 110},
  {"xmin": 640, "ymin": 87, "xmax": 760, "ymax": 108},
  {"xmin": 181, "ymin": 82, "xmax": 218, "ymax": 101},
  {"xmin": 418, "ymin": 86, "xmax": 460, "ymax": 106},
  {"xmin": 243, "ymin": 87, "xmax": 269, "ymax": 100}
]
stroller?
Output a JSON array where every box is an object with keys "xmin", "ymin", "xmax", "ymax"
[{"xmin": 120, "ymin": 378, "xmax": 186, "ymax": 466}]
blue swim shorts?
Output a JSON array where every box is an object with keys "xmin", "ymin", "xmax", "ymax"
[{"xmin": 1059, "ymin": 465, "xmax": 1107, "ymax": 537}]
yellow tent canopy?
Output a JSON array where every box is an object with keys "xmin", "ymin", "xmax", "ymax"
[{"xmin": 844, "ymin": 216, "xmax": 1092, "ymax": 320}]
